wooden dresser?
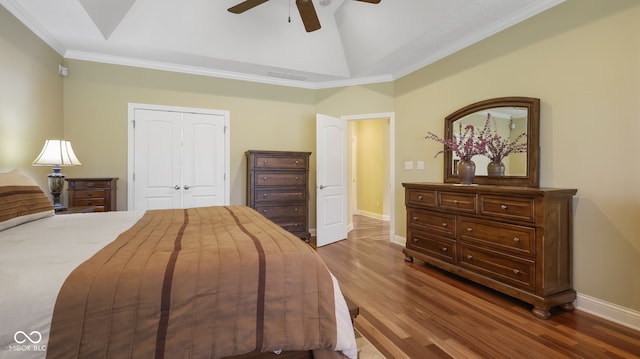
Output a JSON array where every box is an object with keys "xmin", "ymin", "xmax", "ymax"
[
  {"xmin": 402, "ymin": 182, "xmax": 577, "ymax": 319},
  {"xmin": 66, "ymin": 178, "xmax": 118, "ymax": 212},
  {"xmin": 246, "ymin": 150, "xmax": 311, "ymax": 241}
]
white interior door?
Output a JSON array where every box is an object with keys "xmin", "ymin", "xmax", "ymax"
[
  {"xmin": 131, "ymin": 106, "xmax": 228, "ymax": 211},
  {"xmin": 316, "ymin": 113, "xmax": 348, "ymax": 246},
  {"xmin": 133, "ymin": 109, "xmax": 182, "ymax": 210},
  {"xmin": 182, "ymin": 112, "xmax": 226, "ymax": 208}
]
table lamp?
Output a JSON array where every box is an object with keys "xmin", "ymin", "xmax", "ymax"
[{"xmin": 32, "ymin": 139, "xmax": 82, "ymax": 211}]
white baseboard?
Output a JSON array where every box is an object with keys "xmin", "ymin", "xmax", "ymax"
[
  {"xmin": 354, "ymin": 210, "xmax": 389, "ymax": 221},
  {"xmin": 575, "ymin": 293, "xmax": 640, "ymax": 331}
]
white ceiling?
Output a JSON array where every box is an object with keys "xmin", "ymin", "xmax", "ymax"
[{"xmin": 1, "ymin": 0, "xmax": 564, "ymax": 89}]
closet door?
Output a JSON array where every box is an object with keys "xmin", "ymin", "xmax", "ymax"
[
  {"xmin": 132, "ymin": 109, "xmax": 226, "ymax": 211},
  {"xmin": 133, "ymin": 109, "xmax": 183, "ymax": 210},
  {"xmin": 182, "ymin": 112, "xmax": 226, "ymax": 208}
]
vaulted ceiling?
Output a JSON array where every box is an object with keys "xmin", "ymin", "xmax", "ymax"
[{"xmin": 1, "ymin": 0, "xmax": 564, "ymax": 88}]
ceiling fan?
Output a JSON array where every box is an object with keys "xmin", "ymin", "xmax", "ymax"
[{"xmin": 228, "ymin": 0, "xmax": 381, "ymax": 33}]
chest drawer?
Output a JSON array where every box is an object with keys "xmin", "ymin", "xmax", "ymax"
[
  {"xmin": 480, "ymin": 195, "xmax": 534, "ymax": 222},
  {"xmin": 439, "ymin": 192, "xmax": 477, "ymax": 213},
  {"xmin": 459, "ymin": 244, "xmax": 535, "ymax": 291},
  {"xmin": 73, "ymin": 190, "xmax": 105, "ymax": 199},
  {"xmin": 407, "ymin": 230, "xmax": 456, "ymax": 263},
  {"xmin": 254, "ymin": 189, "xmax": 306, "ymax": 203},
  {"xmin": 252, "ymin": 155, "xmax": 308, "ymax": 170},
  {"xmin": 254, "ymin": 172, "xmax": 306, "ymax": 187},
  {"xmin": 459, "ymin": 216, "xmax": 535, "ymax": 257},
  {"xmin": 408, "ymin": 208, "xmax": 456, "ymax": 238},
  {"xmin": 255, "ymin": 203, "xmax": 306, "ymax": 219},
  {"xmin": 406, "ymin": 189, "xmax": 437, "ymax": 208}
]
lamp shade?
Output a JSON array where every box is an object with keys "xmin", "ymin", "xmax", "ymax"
[{"xmin": 32, "ymin": 140, "xmax": 82, "ymax": 166}]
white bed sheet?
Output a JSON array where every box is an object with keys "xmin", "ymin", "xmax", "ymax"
[
  {"xmin": 0, "ymin": 211, "xmax": 144, "ymax": 359},
  {"xmin": 0, "ymin": 211, "xmax": 357, "ymax": 359}
]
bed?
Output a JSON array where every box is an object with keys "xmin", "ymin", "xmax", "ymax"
[{"xmin": 0, "ymin": 170, "xmax": 357, "ymax": 359}]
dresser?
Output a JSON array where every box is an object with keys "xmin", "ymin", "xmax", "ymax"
[
  {"xmin": 246, "ymin": 150, "xmax": 311, "ymax": 241},
  {"xmin": 66, "ymin": 178, "xmax": 118, "ymax": 212},
  {"xmin": 402, "ymin": 182, "xmax": 577, "ymax": 319}
]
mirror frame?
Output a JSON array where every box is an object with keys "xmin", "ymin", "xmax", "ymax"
[{"xmin": 443, "ymin": 96, "xmax": 540, "ymax": 187}]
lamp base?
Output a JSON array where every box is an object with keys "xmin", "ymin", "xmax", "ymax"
[{"xmin": 48, "ymin": 167, "xmax": 66, "ymax": 211}]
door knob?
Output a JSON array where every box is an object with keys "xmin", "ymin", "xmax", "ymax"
[
  {"xmin": 184, "ymin": 185, "xmax": 190, "ymax": 190},
  {"xmin": 319, "ymin": 185, "xmax": 327, "ymax": 190},
  {"xmin": 173, "ymin": 185, "xmax": 180, "ymax": 190}
]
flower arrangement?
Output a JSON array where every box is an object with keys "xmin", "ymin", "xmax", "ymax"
[
  {"xmin": 424, "ymin": 122, "xmax": 488, "ymax": 161},
  {"xmin": 425, "ymin": 114, "xmax": 527, "ymax": 163},
  {"xmin": 482, "ymin": 114, "xmax": 527, "ymax": 163}
]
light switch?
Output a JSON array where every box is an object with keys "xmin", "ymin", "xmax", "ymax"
[
  {"xmin": 417, "ymin": 161, "xmax": 425, "ymax": 170},
  {"xmin": 404, "ymin": 161, "xmax": 413, "ymax": 170}
]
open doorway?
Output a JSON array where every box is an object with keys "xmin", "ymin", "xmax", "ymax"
[{"xmin": 344, "ymin": 113, "xmax": 394, "ymax": 242}]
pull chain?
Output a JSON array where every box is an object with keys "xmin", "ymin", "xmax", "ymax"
[{"xmin": 288, "ymin": 0, "xmax": 291, "ymax": 23}]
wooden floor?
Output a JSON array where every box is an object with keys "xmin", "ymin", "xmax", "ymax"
[{"xmin": 315, "ymin": 215, "xmax": 640, "ymax": 359}]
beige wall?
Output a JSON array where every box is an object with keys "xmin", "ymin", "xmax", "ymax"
[
  {"xmin": 0, "ymin": 5, "xmax": 63, "ymax": 193},
  {"xmin": 61, "ymin": 60, "xmax": 317, "ymax": 213},
  {"xmin": 2, "ymin": 0, "xmax": 638, "ymax": 314},
  {"xmin": 354, "ymin": 120, "xmax": 385, "ymax": 217},
  {"xmin": 394, "ymin": 0, "xmax": 640, "ymax": 311}
]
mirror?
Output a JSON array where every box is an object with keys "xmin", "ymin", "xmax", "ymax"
[{"xmin": 443, "ymin": 97, "xmax": 540, "ymax": 187}]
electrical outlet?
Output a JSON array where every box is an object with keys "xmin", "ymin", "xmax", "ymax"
[
  {"xmin": 404, "ymin": 161, "xmax": 413, "ymax": 170},
  {"xmin": 417, "ymin": 161, "xmax": 425, "ymax": 170}
]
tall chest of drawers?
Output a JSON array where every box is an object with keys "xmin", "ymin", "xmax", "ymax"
[
  {"xmin": 246, "ymin": 150, "xmax": 311, "ymax": 241},
  {"xmin": 66, "ymin": 178, "xmax": 118, "ymax": 212},
  {"xmin": 402, "ymin": 182, "xmax": 577, "ymax": 319}
]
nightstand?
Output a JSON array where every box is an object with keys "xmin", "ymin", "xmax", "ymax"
[{"xmin": 65, "ymin": 178, "xmax": 118, "ymax": 212}]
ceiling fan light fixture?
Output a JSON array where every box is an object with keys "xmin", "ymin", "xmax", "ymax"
[{"xmin": 319, "ymin": 0, "xmax": 331, "ymax": 5}]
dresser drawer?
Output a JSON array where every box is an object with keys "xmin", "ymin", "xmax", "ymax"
[
  {"xmin": 480, "ymin": 195, "xmax": 534, "ymax": 222},
  {"xmin": 439, "ymin": 192, "xmax": 477, "ymax": 213},
  {"xmin": 407, "ymin": 230, "xmax": 456, "ymax": 263},
  {"xmin": 408, "ymin": 208, "xmax": 456, "ymax": 238},
  {"xmin": 406, "ymin": 189, "xmax": 437, "ymax": 208},
  {"xmin": 72, "ymin": 198, "xmax": 105, "ymax": 207},
  {"xmin": 255, "ymin": 189, "xmax": 305, "ymax": 203},
  {"xmin": 252, "ymin": 155, "xmax": 308, "ymax": 170},
  {"xmin": 459, "ymin": 216, "xmax": 535, "ymax": 257},
  {"xmin": 276, "ymin": 219, "xmax": 308, "ymax": 234},
  {"xmin": 73, "ymin": 190, "xmax": 105, "ymax": 199},
  {"xmin": 255, "ymin": 204, "xmax": 306, "ymax": 219},
  {"xmin": 459, "ymin": 244, "xmax": 535, "ymax": 291},
  {"xmin": 254, "ymin": 172, "xmax": 306, "ymax": 187},
  {"xmin": 68, "ymin": 180, "xmax": 113, "ymax": 190}
]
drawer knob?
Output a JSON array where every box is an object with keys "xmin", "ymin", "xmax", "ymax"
[
  {"xmin": 418, "ymin": 195, "xmax": 423, "ymax": 200},
  {"xmin": 441, "ymin": 247, "xmax": 448, "ymax": 252},
  {"xmin": 513, "ymin": 237, "xmax": 521, "ymax": 243},
  {"xmin": 295, "ymin": 160, "xmax": 299, "ymax": 164},
  {"xmin": 295, "ymin": 176, "xmax": 299, "ymax": 180},
  {"xmin": 87, "ymin": 183, "xmax": 95, "ymax": 187},
  {"xmin": 466, "ymin": 227, "xmax": 473, "ymax": 232},
  {"xmin": 294, "ymin": 208, "xmax": 299, "ymax": 212},
  {"xmin": 263, "ymin": 160, "xmax": 268, "ymax": 164},
  {"xmin": 513, "ymin": 269, "xmax": 521, "ymax": 275},
  {"xmin": 441, "ymin": 222, "xmax": 448, "ymax": 227},
  {"xmin": 467, "ymin": 255, "xmax": 473, "ymax": 260},
  {"xmin": 293, "ymin": 224, "xmax": 298, "ymax": 227},
  {"xmin": 412, "ymin": 216, "xmax": 419, "ymax": 221},
  {"xmin": 501, "ymin": 204, "xmax": 508, "ymax": 210},
  {"xmin": 263, "ymin": 209, "xmax": 267, "ymax": 213},
  {"xmin": 263, "ymin": 176, "xmax": 268, "ymax": 181},
  {"xmin": 412, "ymin": 238, "xmax": 419, "ymax": 243},
  {"xmin": 263, "ymin": 193, "xmax": 268, "ymax": 197},
  {"xmin": 453, "ymin": 200, "xmax": 459, "ymax": 204}
]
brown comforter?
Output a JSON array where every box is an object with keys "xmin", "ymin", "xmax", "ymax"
[{"xmin": 46, "ymin": 206, "xmax": 343, "ymax": 359}]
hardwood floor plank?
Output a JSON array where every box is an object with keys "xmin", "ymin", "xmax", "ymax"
[{"xmin": 316, "ymin": 215, "xmax": 640, "ymax": 359}]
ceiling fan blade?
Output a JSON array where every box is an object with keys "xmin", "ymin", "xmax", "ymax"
[
  {"xmin": 355, "ymin": 0, "xmax": 381, "ymax": 3},
  {"xmin": 228, "ymin": 0, "xmax": 269, "ymax": 14},
  {"xmin": 296, "ymin": 0, "xmax": 321, "ymax": 32}
]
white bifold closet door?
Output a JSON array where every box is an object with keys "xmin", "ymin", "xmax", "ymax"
[{"xmin": 132, "ymin": 109, "xmax": 226, "ymax": 211}]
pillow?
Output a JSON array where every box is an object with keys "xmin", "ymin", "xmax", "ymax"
[{"xmin": 0, "ymin": 169, "xmax": 54, "ymax": 231}]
